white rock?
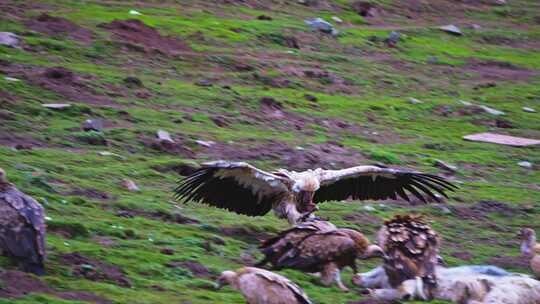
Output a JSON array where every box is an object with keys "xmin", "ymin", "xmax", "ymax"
[
  {"xmin": 494, "ymin": 0, "xmax": 506, "ymax": 5},
  {"xmin": 459, "ymin": 100, "xmax": 473, "ymax": 106},
  {"xmin": 331, "ymin": 16, "xmax": 343, "ymax": 23},
  {"xmin": 129, "ymin": 10, "xmax": 142, "ymax": 15},
  {"xmin": 518, "ymin": 161, "xmax": 533, "ymax": 168},
  {"xmin": 122, "ymin": 179, "xmax": 140, "ymax": 192},
  {"xmin": 304, "ymin": 18, "xmax": 338, "ymax": 36},
  {"xmin": 439, "ymin": 24, "xmax": 463, "ymax": 36},
  {"xmin": 409, "ymin": 97, "xmax": 423, "ymax": 104},
  {"xmin": 196, "ymin": 140, "xmax": 215, "ymax": 147},
  {"xmin": 42, "ymin": 103, "xmax": 71, "ymax": 109},
  {"xmin": 98, "ymin": 151, "xmax": 126, "ymax": 160},
  {"xmin": 523, "ymin": 107, "xmax": 536, "ymax": 113},
  {"xmin": 0, "ymin": 32, "xmax": 20, "ymax": 48},
  {"xmin": 434, "ymin": 159, "xmax": 458, "ymax": 173},
  {"xmin": 363, "ymin": 205, "xmax": 376, "ymax": 212},
  {"xmin": 4, "ymin": 76, "xmax": 20, "ymax": 82},
  {"xmin": 479, "ymin": 105, "xmax": 505, "ymax": 116},
  {"xmin": 157, "ymin": 129, "xmax": 174, "ymax": 143},
  {"xmin": 295, "ymin": 146, "xmax": 305, "ymax": 150}
]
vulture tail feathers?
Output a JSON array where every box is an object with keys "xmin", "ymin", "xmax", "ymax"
[{"xmin": 22, "ymin": 261, "xmax": 45, "ymax": 276}]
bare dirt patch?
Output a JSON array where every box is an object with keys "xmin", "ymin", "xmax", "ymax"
[
  {"xmin": 0, "ymin": 134, "xmax": 48, "ymax": 150},
  {"xmin": 465, "ymin": 59, "xmax": 537, "ymax": 82},
  {"xmin": 0, "ymin": 270, "xmax": 111, "ymax": 303},
  {"xmin": 487, "ymin": 255, "xmax": 530, "ymax": 271},
  {"xmin": 0, "ymin": 62, "xmax": 120, "ymax": 107},
  {"xmin": 114, "ymin": 208, "xmax": 200, "ymax": 225},
  {"xmin": 220, "ymin": 226, "xmax": 272, "ymax": 243},
  {"xmin": 100, "ymin": 19, "xmax": 190, "ymax": 56},
  {"xmin": 67, "ymin": 187, "xmax": 113, "ymax": 200},
  {"xmin": 166, "ymin": 261, "xmax": 213, "ymax": 279},
  {"xmin": 60, "ymin": 252, "xmax": 132, "ymax": 288},
  {"xmin": 25, "ymin": 13, "xmax": 95, "ymax": 43}
]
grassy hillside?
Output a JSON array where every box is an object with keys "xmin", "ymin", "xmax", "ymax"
[{"xmin": 0, "ymin": 0, "xmax": 539, "ymax": 303}]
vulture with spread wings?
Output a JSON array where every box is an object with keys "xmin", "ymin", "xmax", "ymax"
[{"xmin": 174, "ymin": 161, "xmax": 457, "ymax": 225}]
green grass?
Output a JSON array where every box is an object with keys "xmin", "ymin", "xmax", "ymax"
[{"xmin": 0, "ymin": 0, "xmax": 539, "ymax": 303}]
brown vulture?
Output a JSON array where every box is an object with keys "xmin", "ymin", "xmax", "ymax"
[
  {"xmin": 174, "ymin": 161, "xmax": 457, "ymax": 225},
  {"xmin": 216, "ymin": 267, "xmax": 312, "ymax": 304},
  {"xmin": 519, "ymin": 228, "xmax": 540, "ymax": 278},
  {"xmin": 0, "ymin": 168, "xmax": 46, "ymax": 275},
  {"xmin": 256, "ymin": 218, "xmax": 336, "ymax": 268},
  {"xmin": 274, "ymin": 228, "xmax": 383, "ymax": 291},
  {"xmin": 377, "ymin": 214, "xmax": 440, "ymax": 300}
]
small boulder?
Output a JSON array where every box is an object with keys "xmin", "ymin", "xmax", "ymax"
[
  {"xmin": 195, "ymin": 79, "xmax": 213, "ymax": 87},
  {"xmin": 304, "ymin": 94, "xmax": 318, "ymax": 102},
  {"xmin": 331, "ymin": 16, "xmax": 343, "ymax": 24},
  {"xmin": 257, "ymin": 15, "xmax": 272, "ymax": 21},
  {"xmin": 439, "ymin": 24, "xmax": 463, "ymax": 36},
  {"xmin": 42, "ymin": 103, "xmax": 71, "ymax": 110},
  {"xmin": 260, "ymin": 96, "xmax": 283, "ymax": 110},
  {"xmin": 518, "ymin": 161, "xmax": 533, "ymax": 169},
  {"xmin": 0, "ymin": 32, "xmax": 20, "ymax": 48},
  {"xmin": 121, "ymin": 179, "xmax": 140, "ymax": 192},
  {"xmin": 160, "ymin": 248, "xmax": 175, "ymax": 255},
  {"xmin": 195, "ymin": 140, "xmax": 215, "ymax": 148},
  {"xmin": 434, "ymin": 159, "xmax": 458, "ymax": 173},
  {"xmin": 351, "ymin": 1, "xmax": 378, "ymax": 17},
  {"xmin": 523, "ymin": 107, "xmax": 536, "ymax": 113},
  {"xmin": 479, "ymin": 105, "xmax": 505, "ymax": 116},
  {"xmin": 123, "ymin": 76, "xmax": 143, "ymax": 88},
  {"xmin": 385, "ymin": 31, "xmax": 400, "ymax": 47},
  {"xmin": 157, "ymin": 130, "xmax": 174, "ymax": 144},
  {"xmin": 304, "ymin": 18, "xmax": 338, "ymax": 36},
  {"xmin": 408, "ymin": 97, "xmax": 423, "ymax": 104},
  {"xmin": 82, "ymin": 119, "xmax": 104, "ymax": 132}
]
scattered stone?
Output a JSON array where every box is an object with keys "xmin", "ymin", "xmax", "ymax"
[
  {"xmin": 493, "ymin": 0, "xmax": 506, "ymax": 5},
  {"xmin": 195, "ymin": 140, "xmax": 215, "ymax": 147},
  {"xmin": 479, "ymin": 105, "xmax": 505, "ymax": 116},
  {"xmin": 257, "ymin": 15, "xmax": 272, "ymax": 21},
  {"xmin": 4, "ymin": 76, "xmax": 20, "ymax": 82},
  {"xmin": 211, "ymin": 116, "xmax": 229, "ymax": 127},
  {"xmin": 123, "ymin": 76, "xmax": 143, "ymax": 88},
  {"xmin": 385, "ymin": 31, "xmax": 400, "ymax": 47},
  {"xmin": 42, "ymin": 103, "xmax": 71, "ymax": 110},
  {"xmin": 195, "ymin": 79, "xmax": 213, "ymax": 87},
  {"xmin": 157, "ymin": 130, "xmax": 174, "ymax": 144},
  {"xmin": 363, "ymin": 205, "xmax": 376, "ymax": 212},
  {"xmin": 121, "ymin": 179, "xmax": 140, "ymax": 192},
  {"xmin": 0, "ymin": 32, "xmax": 20, "ymax": 48},
  {"xmin": 304, "ymin": 94, "xmax": 317, "ymax": 102},
  {"xmin": 260, "ymin": 96, "xmax": 283, "ymax": 110},
  {"xmin": 434, "ymin": 159, "xmax": 458, "ymax": 173},
  {"xmin": 459, "ymin": 100, "xmax": 473, "ymax": 106},
  {"xmin": 463, "ymin": 133, "xmax": 540, "ymax": 147},
  {"xmin": 129, "ymin": 10, "xmax": 142, "ymax": 15},
  {"xmin": 495, "ymin": 119, "xmax": 514, "ymax": 129},
  {"xmin": 439, "ymin": 24, "xmax": 463, "ymax": 36},
  {"xmin": 408, "ymin": 97, "xmax": 423, "ymax": 104},
  {"xmin": 82, "ymin": 119, "xmax": 104, "ymax": 132},
  {"xmin": 352, "ymin": 1, "xmax": 378, "ymax": 17},
  {"xmin": 431, "ymin": 204, "xmax": 452, "ymax": 214},
  {"xmin": 331, "ymin": 16, "xmax": 343, "ymax": 24},
  {"xmin": 523, "ymin": 107, "xmax": 536, "ymax": 113},
  {"xmin": 470, "ymin": 24, "xmax": 482, "ymax": 30},
  {"xmin": 97, "ymin": 151, "xmax": 126, "ymax": 160},
  {"xmin": 427, "ymin": 56, "xmax": 439, "ymax": 64},
  {"xmin": 518, "ymin": 161, "xmax": 533, "ymax": 169},
  {"xmin": 160, "ymin": 248, "xmax": 175, "ymax": 255},
  {"xmin": 304, "ymin": 18, "xmax": 338, "ymax": 36},
  {"xmin": 233, "ymin": 63, "xmax": 254, "ymax": 72}
]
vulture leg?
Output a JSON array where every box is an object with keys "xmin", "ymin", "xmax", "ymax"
[
  {"xmin": 282, "ymin": 202, "xmax": 303, "ymax": 225},
  {"xmin": 322, "ymin": 263, "xmax": 348, "ymax": 292}
]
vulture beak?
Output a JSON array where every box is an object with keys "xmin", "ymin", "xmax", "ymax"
[{"xmin": 361, "ymin": 245, "xmax": 386, "ymax": 259}]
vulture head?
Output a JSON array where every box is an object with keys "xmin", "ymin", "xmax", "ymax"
[
  {"xmin": 292, "ymin": 174, "xmax": 320, "ymax": 213},
  {"xmin": 216, "ymin": 270, "xmax": 237, "ymax": 290},
  {"xmin": 519, "ymin": 228, "xmax": 537, "ymax": 257}
]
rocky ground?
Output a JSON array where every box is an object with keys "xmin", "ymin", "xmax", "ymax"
[{"xmin": 0, "ymin": 0, "xmax": 539, "ymax": 303}]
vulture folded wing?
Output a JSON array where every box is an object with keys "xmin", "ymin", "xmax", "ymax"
[
  {"xmin": 380, "ymin": 215, "xmax": 440, "ymax": 291},
  {"xmin": 315, "ymin": 165, "xmax": 457, "ymax": 204},
  {"xmin": 0, "ymin": 187, "xmax": 46, "ymax": 260},
  {"xmin": 174, "ymin": 161, "xmax": 290, "ymax": 216},
  {"xmin": 276, "ymin": 231, "xmax": 355, "ymax": 270},
  {"xmin": 254, "ymin": 271, "xmax": 313, "ymax": 304}
]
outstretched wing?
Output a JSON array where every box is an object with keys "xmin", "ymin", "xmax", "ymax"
[
  {"xmin": 378, "ymin": 215, "xmax": 440, "ymax": 294},
  {"xmin": 314, "ymin": 165, "xmax": 457, "ymax": 204},
  {"xmin": 174, "ymin": 161, "xmax": 290, "ymax": 216}
]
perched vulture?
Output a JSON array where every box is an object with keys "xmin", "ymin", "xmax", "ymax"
[
  {"xmin": 519, "ymin": 228, "xmax": 540, "ymax": 278},
  {"xmin": 0, "ymin": 168, "xmax": 46, "ymax": 275},
  {"xmin": 274, "ymin": 228, "xmax": 383, "ymax": 291},
  {"xmin": 377, "ymin": 214, "xmax": 440, "ymax": 300},
  {"xmin": 174, "ymin": 161, "xmax": 457, "ymax": 225},
  {"xmin": 256, "ymin": 218, "xmax": 336, "ymax": 268},
  {"xmin": 216, "ymin": 267, "xmax": 312, "ymax": 304}
]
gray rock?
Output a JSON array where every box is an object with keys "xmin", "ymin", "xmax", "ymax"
[
  {"xmin": 386, "ymin": 31, "xmax": 400, "ymax": 46},
  {"xmin": 0, "ymin": 32, "xmax": 20, "ymax": 48},
  {"xmin": 82, "ymin": 118, "xmax": 104, "ymax": 132},
  {"xmin": 196, "ymin": 140, "xmax": 215, "ymax": 147},
  {"xmin": 331, "ymin": 16, "xmax": 343, "ymax": 24},
  {"xmin": 304, "ymin": 18, "xmax": 338, "ymax": 36},
  {"xmin": 434, "ymin": 159, "xmax": 458, "ymax": 173},
  {"xmin": 42, "ymin": 103, "xmax": 71, "ymax": 109},
  {"xmin": 493, "ymin": 0, "xmax": 506, "ymax": 5},
  {"xmin": 195, "ymin": 79, "xmax": 213, "ymax": 87},
  {"xmin": 427, "ymin": 56, "xmax": 439, "ymax": 64},
  {"xmin": 470, "ymin": 24, "xmax": 482, "ymax": 30},
  {"xmin": 157, "ymin": 130, "xmax": 174, "ymax": 143},
  {"xmin": 439, "ymin": 24, "xmax": 463, "ymax": 36},
  {"xmin": 458, "ymin": 100, "xmax": 473, "ymax": 106},
  {"xmin": 523, "ymin": 107, "xmax": 536, "ymax": 113},
  {"xmin": 408, "ymin": 97, "xmax": 423, "ymax": 104},
  {"xmin": 479, "ymin": 105, "xmax": 505, "ymax": 116},
  {"xmin": 518, "ymin": 161, "xmax": 532, "ymax": 169},
  {"xmin": 122, "ymin": 179, "xmax": 140, "ymax": 192}
]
